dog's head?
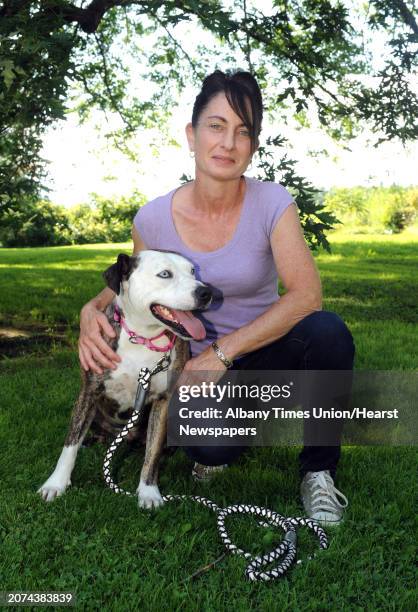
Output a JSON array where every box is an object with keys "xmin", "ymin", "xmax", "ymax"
[{"xmin": 103, "ymin": 251, "xmax": 212, "ymax": 340}]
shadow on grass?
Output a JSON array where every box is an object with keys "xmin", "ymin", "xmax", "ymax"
[{"xmin": 1, "ymin": 236, "xmax": 417, "ymax": 327}]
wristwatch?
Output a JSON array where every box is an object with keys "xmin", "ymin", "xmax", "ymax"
[{"xmin": 211, "ymin": 341, "xmax": 233, "ymax": 368}]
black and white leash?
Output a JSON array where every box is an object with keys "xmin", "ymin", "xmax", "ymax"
[{"xmin": 103, "ymin": 354, "xmax": 328, "ymax": 582}]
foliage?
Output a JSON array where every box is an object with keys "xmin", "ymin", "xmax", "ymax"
[
  {"xmin": 255, "ymin": 134, "xmax": 340, "ymax": 252},
  {"xmin": 382, "ymin": 187, "xmax": 418, "ymax": 233},
  {"xmin": 67, "ymin": 191, "xmax": 146, "ymax": 244},
  {"xmin": 0, "ymin": 191, "xmax": 146, "ymax": 247},
  {"xmin": 65, "ymin": 203, "xmax": 105, "ymax": 245},
  {"xmin": 2, "ymin": 184, "xmax": 416, "ymax": 248},
  {"xmin": 1, "ymin": 1, "xmax": 417, "ymax": 249},
  {"xmin": 0, "ymin": 199, "xmax": 71, "ymax": 247},
  {"xmin": 0, "ymin": 7, "xmax": 76, "ymax": 213},
  {"xmin": 325, "ymin": 185, "xmax": 418, "ymax": 233},
  {"xmin": 324, "ymin": 187, "xmax": 372, "ymax": 226}
]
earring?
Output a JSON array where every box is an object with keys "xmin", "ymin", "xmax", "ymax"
[{"xmin": 189, "ymin": 151, "xmax": 195, "ymax": 158}]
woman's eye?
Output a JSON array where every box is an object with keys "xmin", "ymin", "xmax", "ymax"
[
  {"xmin": 239, "ymin": 129, "xmax": 250, "ymax": 137},
  {"xmin": 157, "ymin": 270, "xmax": 172, "ymax": 278},
  {"xmin": 209, "ymin": 123, "xmax": 223, "ymax": 131}
]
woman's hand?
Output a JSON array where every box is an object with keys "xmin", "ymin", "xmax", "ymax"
[
  {"xmin": 176, "ymin": 345, "xmax": 228, "ymax": 389},
  {"xmin": 78, "ymin": 302, "xmax": 121, "ymax": 374}
]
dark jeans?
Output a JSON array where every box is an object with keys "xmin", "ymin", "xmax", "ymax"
[{"xmin": 184, "ymin": 310, "xmax": 355, "ymax": 480}]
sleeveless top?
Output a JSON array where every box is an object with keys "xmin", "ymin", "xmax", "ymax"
[{"xmin": 133, "ymin": 175, "xmax": 294, "ymax": 358}]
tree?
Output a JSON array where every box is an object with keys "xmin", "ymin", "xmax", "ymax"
[
  {"xmin": 1, "ymin": 0, "xmax": 417, "ymax": 250},
  {"xmin": 0, "ymin": 199, "xmax": 71, "ymax": 246}
]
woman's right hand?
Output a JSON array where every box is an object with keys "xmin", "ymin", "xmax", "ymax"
[{"xmin": 78, "ymin": 301, "xmax": 121, "ymax": 374}]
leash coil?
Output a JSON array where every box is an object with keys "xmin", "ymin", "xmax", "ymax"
[{"xmin": 103, "ymin": 356, "xmax": 328, "ymax": 582}]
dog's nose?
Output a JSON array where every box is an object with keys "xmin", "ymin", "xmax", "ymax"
[{"xmin": 194, "ymin": 285, "xmax": 213, "ymax": 307}]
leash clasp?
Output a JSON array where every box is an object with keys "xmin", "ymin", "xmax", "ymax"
[
  {"xmin": 150, "ymin": 353, "xmax": 172, "ymax": 376},
  {"xmin": 284, "ymin": 530, "xmax": 297, "ymax": 545},
  {"xmin": 136, "ymin": 353, "xmax": 172, "ymax": 386}
]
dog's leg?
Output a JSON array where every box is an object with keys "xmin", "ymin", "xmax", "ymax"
[
  {"xmin": 37, "ymin": 377, "xmax": 98, "ymax": 502},
  {"xmin": 137, "ymin": 395, "xmax": 169, "ymax": 509},
  {"xmin": 137, "ymin": 341, "xmax": 190, "ymax": 509}
]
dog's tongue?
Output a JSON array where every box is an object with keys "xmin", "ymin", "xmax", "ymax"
[{"xmin": 171, "ymin": 309, "xmax": 206, "ymax": 340}]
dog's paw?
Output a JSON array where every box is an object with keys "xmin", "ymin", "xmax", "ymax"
[
  {"xmin": 37, "ymin": 478, "xmax": 70, "ymax": 502},
  {"xmin": 137, "ymin": 481, "xmax": 164, "ymax": 509}
]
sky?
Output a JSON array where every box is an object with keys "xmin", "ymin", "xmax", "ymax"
[{"xmin": 40, "ymin": 2, "xmax": 418, "ymax": 208}]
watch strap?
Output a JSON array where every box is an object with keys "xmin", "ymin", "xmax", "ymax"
[{"xmin": 211, "ymin": 341, "xmax": 233, "ymax": 368}]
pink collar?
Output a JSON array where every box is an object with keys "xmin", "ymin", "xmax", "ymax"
[{"xmin": 113, "ymin": 305, "xmax": 176, "ymax": 352}]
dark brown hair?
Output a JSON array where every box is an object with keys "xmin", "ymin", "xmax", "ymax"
[{"xmin": 191, "ymin": 69, "xmax": 263, "ymax": 153}]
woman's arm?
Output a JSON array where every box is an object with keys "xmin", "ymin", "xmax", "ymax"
[
  {"xmin": 218, "ymin": 203, "xmax": 322, "ymax": 360},
  {"xmin": 181, "ymin": 203, "xmax": 321, "ymax": 379},
  {"xmin": 78, "ymin": 224, "xmax": 147, "ymax": 373}
]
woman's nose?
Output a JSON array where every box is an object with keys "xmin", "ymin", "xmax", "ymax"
[{"xmin": 220, "ymin": 129, "xmax": 236, "ymax": 150}]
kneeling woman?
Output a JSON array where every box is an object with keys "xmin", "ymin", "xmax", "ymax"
[{"xmin": 78, "ymin": 69, "xmax": 355, "ymax": 526}]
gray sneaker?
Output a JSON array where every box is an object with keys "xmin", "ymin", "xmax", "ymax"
[
  {"xmin": 192, "ymin": 462, "xmax": 228, "ymax": 482},
  {"xmin": 301, "ymin": 470, "xmax": 348, "ymax": 526}
]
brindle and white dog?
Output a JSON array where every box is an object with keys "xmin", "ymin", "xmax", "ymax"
[{"xmin": 37, "ymin": 250, "xmax": 212, "ymax": 508}]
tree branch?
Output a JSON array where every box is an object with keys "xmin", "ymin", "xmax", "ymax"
[
  {"xmin": 0, "ymin": 0, "xmax": 32, "ymax": 19},
  {"xmin": 39, "ymin": 0, "xmax": 136, "ymax": 33},
  {"xmin": 393, "ymin": 0, "xmax": 418, "ymax": 36},
  {"xmin": 153, "ymin": 15, "xmax": 201, "ymax": 80},
  {"xmin": 242, "ymin": 0, "xmax": 254, "ymax": 73},
  {"xmin": 240, "ymin": 20, "xmax": 345, "ymax": 107},
  {"xmin": 93, "ymin": 32, "xmax": 135, "ymax": 131}
]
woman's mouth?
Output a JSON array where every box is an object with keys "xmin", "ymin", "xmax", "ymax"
[{"xmin": 212, "ymin": 156, "xmax": 235, "ymax": 164}]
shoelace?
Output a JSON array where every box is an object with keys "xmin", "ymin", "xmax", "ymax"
[{"xmin": 308, "ymin": 471, "xmax": 349, "ymax": 513}]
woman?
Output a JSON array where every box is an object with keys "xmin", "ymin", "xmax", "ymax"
[{"xmin": 79, "ymin": 70, "xmax": 355, "ymax": 526}]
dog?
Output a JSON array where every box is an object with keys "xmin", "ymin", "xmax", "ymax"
[{"xmin": 37, "ymin": 250, "xmax": 212, "ymax": 508}]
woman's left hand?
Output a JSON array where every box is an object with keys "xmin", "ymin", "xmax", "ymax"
[{"xmin": 176, "ymin": 346, "xmax": 228, "ymax": 389}]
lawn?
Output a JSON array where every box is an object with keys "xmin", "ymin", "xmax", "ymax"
[{"xmin": 0, "ymin": 228, "xmax": 417, "ymax": 611}]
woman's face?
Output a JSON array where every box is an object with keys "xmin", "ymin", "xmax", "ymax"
[{"xmin": 186, "ymin": 92, "xmax": 255, "ymax": 181}]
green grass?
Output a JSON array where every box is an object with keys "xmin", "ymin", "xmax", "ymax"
[
  {"xmin": 0, "ymin": 230, "xmax": 417, "ymax": 610},
  {"xmin": 314, "ymin": 227, "xmax": 418, "ymax": 369},
  {"xmin": 0, "ymin": 243, "xmax": 130, "ymax": 329}
]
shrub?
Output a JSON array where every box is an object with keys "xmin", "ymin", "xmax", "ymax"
[
  {"xmin": 0, "ymin": 191, "xmax": 147, "ymax": 247},
  {"xmin": 325, "ymin": 187, "xmax": 370, "ymax": 226},
  {"xmin": 91, "ymin": 192, "xmax": 145, "ymax": 242},
  {"xmin": 67, "ymin": 192, "xmax": 146, "ymax": 244},
  {"xmin": 324, "ymin": 185, "xmax": 418, "ymax": 233},
  {"xmin": 67, "ymin": 203, "xmax": 108, "ymax": 244},
  {"xmin": 0, "ymin": 199, "xmax": 71, "ymax": 247},
  {"xmin": 382, "ymin": 188, "xmax": 418, "ymax": 233}
]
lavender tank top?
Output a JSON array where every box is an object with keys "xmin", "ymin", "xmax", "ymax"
[{"xmin": 133, "ymin": 176, "xmax": 294, "ymax": 358}]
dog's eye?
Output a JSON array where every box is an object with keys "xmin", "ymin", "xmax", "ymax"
[
  {"xmin": 191, "ymin": 267, "xmax": 195, "ymax": 275},
  {"xmin": 157, "ymin": 270, "xmax": 172, "ymax": 279}
]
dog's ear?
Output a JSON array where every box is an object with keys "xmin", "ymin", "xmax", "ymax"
[{"xmin": 103, "ymin": 254, "xmax": 134, "ymax": 295}]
